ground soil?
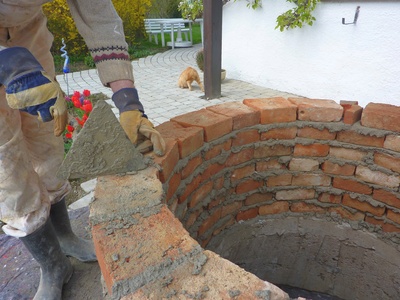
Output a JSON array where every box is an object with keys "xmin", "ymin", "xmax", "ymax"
[{"xmin": 0, "ymin": 206, "xmax": 103, "ymax": 300}]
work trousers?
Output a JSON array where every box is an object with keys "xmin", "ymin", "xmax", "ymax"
[{"xmin": 0, "ymin": 9, "xmax": 70, "ymax": 237}]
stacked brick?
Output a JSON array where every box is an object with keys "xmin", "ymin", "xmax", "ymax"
[
  {"xmin": 91, "ymin": 97, "xmax": 400, "ymax": 299},
  {"xmin": 154, "ymin": 98, "xmax": 400, "ymax": 245}
]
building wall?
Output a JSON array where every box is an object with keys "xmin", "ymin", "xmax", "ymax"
[{"xmin": 222, "ymin": 1, "xmax": 400, "ymax": 108}]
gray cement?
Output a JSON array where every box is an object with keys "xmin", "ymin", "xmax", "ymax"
[
  {"xmin": 57, "ymin": 101, "xmax": 148, "ymax": 180},
  {"xmin": 206, "ymin": 215, "xmax": 400, "ymax": 300}
]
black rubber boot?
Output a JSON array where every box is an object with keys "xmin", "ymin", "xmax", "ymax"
[
  {"xmin": 50, "ymin": 199, "xmax": 97, "ymax": 262},
  {"xmin": 20, "ymin": 219, "xmax": 73, "ymax": 300}
]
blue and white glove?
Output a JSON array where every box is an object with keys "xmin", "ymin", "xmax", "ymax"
[{"xmin": 0, "ymin": 47, "xmax": 67, "ymax": 136}]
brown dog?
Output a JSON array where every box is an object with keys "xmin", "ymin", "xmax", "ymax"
[{"xmin": 178, "ymin": 67, "xmax": 204, "ymax": 92}]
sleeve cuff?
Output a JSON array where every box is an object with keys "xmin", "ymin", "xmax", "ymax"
[{"xmin": 95, "ymin": 59, "xmax": 134, "ymax": 87}]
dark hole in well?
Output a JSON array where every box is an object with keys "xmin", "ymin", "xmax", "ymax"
[{"xmin": 204, "ymin": 216, "xmax": 400, "ymax": 300}]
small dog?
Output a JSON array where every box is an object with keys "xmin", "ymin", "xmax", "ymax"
[{"xmin": 178, "ymin": 67, "xmax": 204, "ymax": 92}]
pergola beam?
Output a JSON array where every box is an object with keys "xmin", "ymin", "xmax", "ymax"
[{"xmin": 203, "ymin": 0, "xmax": 222, "ymax": 99}]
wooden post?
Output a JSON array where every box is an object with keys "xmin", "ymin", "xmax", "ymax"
[{"xmin": 203, "ymin": 0, "xmax": 222, "ymax": 99}]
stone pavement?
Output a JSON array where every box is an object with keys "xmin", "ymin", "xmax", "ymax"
[
  {"xmin": 56, "ymin": 43, "xmax": 298, "ymax": 126},
  {"xmin": 0, "ymin": 44, "xmax": 298, "ymax": 300}
]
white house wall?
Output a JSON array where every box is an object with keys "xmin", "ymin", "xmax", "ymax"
[{"xmin": 222, "ymin": 1, "xmax": 400, "ymax": 107}]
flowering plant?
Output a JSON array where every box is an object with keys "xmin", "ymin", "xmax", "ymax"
[
  {"xmin": 63, "ymin": 89, "xmax": 93, "ymax": 153},
  {"xmin": 178, "ymin": 0, "xmax": 203, "ymax": 21}
]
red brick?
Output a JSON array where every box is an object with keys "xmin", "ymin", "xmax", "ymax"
[
  {"xmin": 203, "ymin": 140, "xmax": 232, "ymax": 161},
  {"xmin": 327, "ymin": 206, "xmax": 364, "ymax": 221},
  {"xmin": 340, "ymin": 100, "xmax": 359, "ymax": 111},
  {"xmin": 337, "ymin": 130, "xmax": 384, "ymax": 148},
  {"xmin": 236, "ymin": 207, "xmax": 259, "ymax": 221},
  {"xmin": 259, "ymin": 201, "xmax": 289, "ymax": 215},
  {"xmin": 373, "ymin": 189, "xmax": 400, "ymax": 209},
  {"xmin": 236, "ymin": 179, "xmax": 263, "ymax": 194},
  {"xmin": 181, "ymin": 155, "xmax": 202, "ymax": 179},
  {"xmin": 297, "ymin": 127, "xmax": 336, "ymax": 140},
  {"xmin": 290, "ymin": 202, "xmax": 325, "ymax": 213},
  {"xmin": 167, "ymin": 196, "xmax": 178, "ymax": 213},
  {"xmin": 206, "ymin": 101, "xmax": 260, "ymax": 130},
  {"xmin": 261, "ymin": 127, "xmax": 297, "ymax": 140},
  {"xmin": 244, "ymin": 192, "xmax": 273, "ymax": 206},
  {"xmin": 185, "ymin": 208, "xmax": 203, "ymax": 227},
  {"xmin": 342, "ymin": 194, "xmax": 385, "ymax": 216},
  {"xmin": 292, "ymin": 173, "xmax": 331, "ymax": 186},
  {"xmin": 171, "ymin": 109, "xmax": 232, "ymax": 142},
  {"xmin": 208, "ymin": 196, "xmax": 223, "ymax": 210},
  {"xmin": 231, "ymin": 164, "xmax": 255, "ymax": 183},
  {"xmin": 226, "ymin": 148, "xmax": 254, "ymax": 166},
  {"xmin": 256, "ymin": 159, "xmax": 286, "ymax": 171},
  {"xmin": 254, "ymin": 144, "xmax": 292, "ymax": 158},
  {"xmin": 329, "ymin": 147, "xmax": 368, "ymax": 161},
  {"xmin": 178, "ymin": 175, "xmax": 202, "ymax": 204},
  {"xmin": 275, "ymin": 189, "xmax": 315, "ymax": 200},
  {"xmin": 243, "ymin": 97, "xmax": 297, "ymax": 124},
  {"xmin": 374, "ymin": 152, "xmax": 400, "ymax": 173},
  {"xmin": 355, "ymin": 165, "xmax": 400, "ymax": 188},
  {"xmin": 213, "ymin": 176, "xmax": 225, "ymax": 190},
  {"xmin": 293, "ymin": 143, "xmax": 330, "ymax": 157},
  {"xmin": 157, "ymin": 121, "xmax": 204, "ymax": 158},
  {"xmin": 384, "ymin": 135, "xmax": 400, "ymax": 152},
  {"xmin": 387, "ymin": 209, "xmax": 400, "ymax": 225},
  {"xmin": 221, "ymin": 201, "xmax": 243, "ymax": 218},
  {"xmin": 361, "ymin": 103, "xmax": 400, "ymax": 132},
  {"xmin": 198, "ymin": 208, "xmax": 222, "ymax": 236},
  {"xmin": 289, "ymin": 158, "xmax": 319, "ymax": 171},
  {"xmin": 266, "ymin": 174, "xmax": 292, "ymax": 187},
  {"xmin": 365, "ymin": 216, "xmax": 400, "ymax": 233},
  {"xmin": 189, "ymin": 181, "xmax": 214, "ymax": 208},
  {"xmin": 288, "ymin": 97, "xmax": 343, "ymax": 122},
  {"xmin": 318, "ymin": 193, "xmax": 342, "ymax": 204},
  {"xmin": 322, "ymin": 161, "xmax": 355, "ymax": 176},
  {"xmin": 92, "ymin": 206, "xmax": 198, "ymax": 296},
  {"xmin": 153, "ymin": 139, "xmax": 180, "ymax": 182},
  {"xmin": 332, "ymin": 178, "xmax": 372, "ymax": 195},
  {"xmin": 343, "ymin": 105, "xmax": 363, "ymax": 125},
  {"xmin": 201, "ymin": 163, "xmax": 226, "ymax": 182},
  {"xmin": 165, "ymin": 172, "xmax": 181, "ymax": 203},
  {"xmin": 232, "ymin": 129, "xmax": 260, "ymax": 147}
]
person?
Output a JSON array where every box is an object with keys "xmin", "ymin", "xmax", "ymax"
[{"xmin": 0, "ymin": 1, "xmax": 166, "ymax": 299}]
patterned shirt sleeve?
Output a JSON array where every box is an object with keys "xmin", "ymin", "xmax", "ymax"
[{"xmin": 66, "ymin": 0, "xmax": 134, "ymax": 86}]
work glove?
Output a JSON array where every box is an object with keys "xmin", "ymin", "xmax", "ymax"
[
  {"xmin": 112, "ymin": 88, "xmax": 166, "ymax": 156},
  {"xmin": 0, "ymin": 47, "xmax": 67, "ymax": 137}
]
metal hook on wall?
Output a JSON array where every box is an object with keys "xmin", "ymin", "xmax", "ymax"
[{"xmin": 342, "ymin": 6, "xmax": 361, "ymax": 25}]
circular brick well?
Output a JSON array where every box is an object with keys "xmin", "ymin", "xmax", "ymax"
[{"xmin": 91, "ymin": 98, "xmax": 400, "ymax": 300}]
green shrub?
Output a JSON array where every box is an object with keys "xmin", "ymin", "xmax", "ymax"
[
  {"xmin": 148, "ymin": 0, "xmax": 181, "ymax": 18},
  {"xmin": 43, "ymin": 0, "xmax": 152, "ymax": 58}
]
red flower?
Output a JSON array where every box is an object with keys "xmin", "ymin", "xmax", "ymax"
[
  {"xmin": 83, "ymin": 89, "xmax": 91, "ymax": 97},
  {"xmin": 65, "ymin": 132, "xmax": 73, "ymax": 139},
  {"xmin": 76, "ymin": 117, "xmax": 85, "ymax": 127},
  {"xmin": 67, "ymin": 125, "xmax": 75, "ymax": 132},
  {"xmin": 73, "ymin": 91, "xmax": 81, "ymax": 98},
  {"xmin": 72, "ymin": 98, "xmax": 81, "ymax": 108},
  {"xmin": 82, "ymin": 102, "xmax": 93, "ymax": 113}
]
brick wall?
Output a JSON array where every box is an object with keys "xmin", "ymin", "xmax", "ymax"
[{"xmin": 90, "ymin": 97, "xmax": 400, "ymax": 299}]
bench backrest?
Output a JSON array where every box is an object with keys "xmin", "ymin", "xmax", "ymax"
[{"xmin": 145, "ymin": 19, "xmax": 187, "ymax": 32}]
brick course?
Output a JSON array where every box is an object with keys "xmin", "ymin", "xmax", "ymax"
[{"xmin": 90, "ymin": 97, "xmax": 400, "ymax": 300}]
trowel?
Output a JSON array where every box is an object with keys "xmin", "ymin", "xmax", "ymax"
[{"xmin": 56, "ymin": 100, "xmax": 149, "ymax": 180}]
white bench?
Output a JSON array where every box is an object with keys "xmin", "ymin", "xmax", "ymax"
[{"xmin": 145, "ymin": 19, "xmax": 191, "ymax": 47}]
